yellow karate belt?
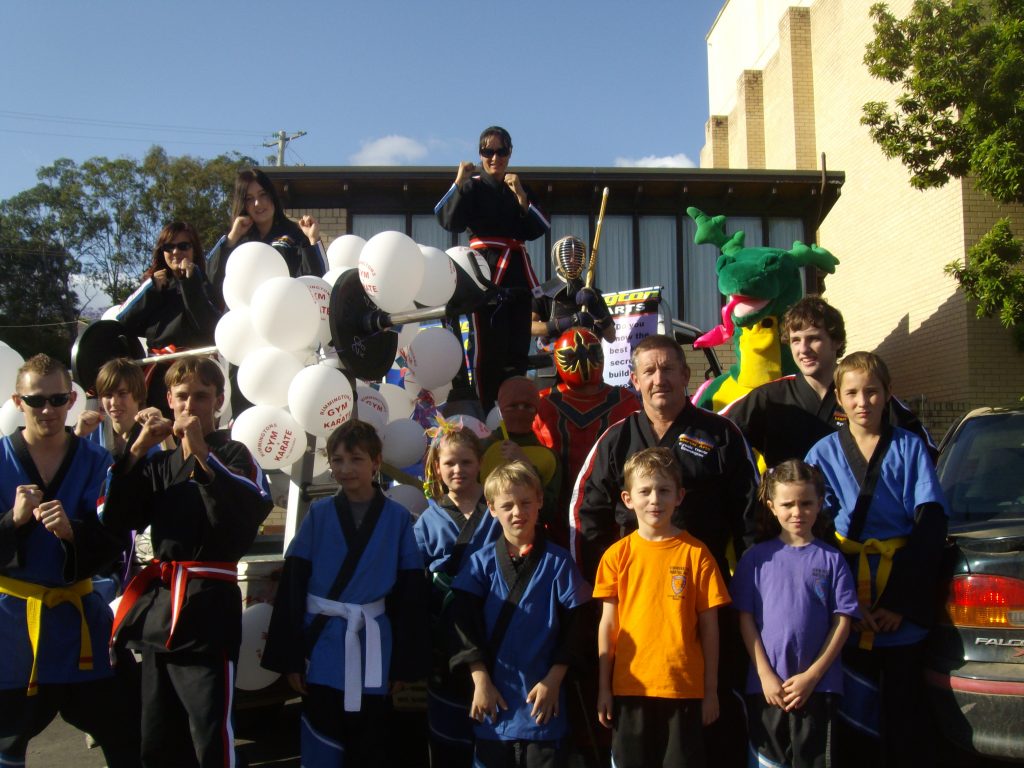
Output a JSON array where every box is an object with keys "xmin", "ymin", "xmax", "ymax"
[
  {"xmin": 0, "ymin": 574, "xmax": 94, "ymax": 695},
  {"xmin": 835, "ymin": 534, "xmax": 908, "ymax": 650}
]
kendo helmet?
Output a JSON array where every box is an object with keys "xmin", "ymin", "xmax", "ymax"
[
  {"xmin": 553, "ymin": 327, "xmax": 604, "ymax": 388},
  {"xmin": 551, "ymin": 236, "xmax": 587, "ymax": 282}
]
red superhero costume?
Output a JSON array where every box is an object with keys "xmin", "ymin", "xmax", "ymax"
[{"xmin": 533, "ymin": 328, "xmax": 640, "ymax": 545}]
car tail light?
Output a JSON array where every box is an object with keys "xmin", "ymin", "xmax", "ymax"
[{"xmin": 946, "ymin": 575, "xmax": 1024, "ymax": 627}]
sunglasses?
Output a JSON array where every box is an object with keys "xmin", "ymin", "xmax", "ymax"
[
  {"xmin": 479, "ymin": 147, "xmax": 511, "ymax": 158},
  {"xmin": 161, "ymin": 241, "xmax": 193, "ymax": 254},
  {"xmin": 19, "ymin": 393, "xmax": 72, "ymax": 408}
]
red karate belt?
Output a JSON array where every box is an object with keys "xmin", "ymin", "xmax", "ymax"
[
  {"xmin": 111, "ymin": 560, "xmax": 238, "ymax": 649},
  {"xmin": 469, "ymin": 236, "xmax": 540, "ymax": 291}
]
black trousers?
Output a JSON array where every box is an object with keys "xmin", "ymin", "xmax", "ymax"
[
  {"xmin": 702, "ymin": 605, "xmax": 749, "ymax": 768},
  {"xmin": 140, "ymin": 651, "xmax": 235, "ymax": 768},
  {"xmin": 836, "ymin": 641, "xmax": 933, "ymax": 768},
  {"xmin": 470, "ymin": 291, "xmax": 533, "ymax": 412},
  {"xmin": 747, "ymin": 692, "xmax": 838, "ymax": 768},
  {"xmin": 611, "ymin": 696, "xmax": 705, "ymax": 768},
  {"xmin": 473, "ymin": 737, "xmax": 562, "ymax": 768},
  {"xmin": 302, "ymin": 684, "xmax": 392, "ymax": 767},
  {"xmin": 0, "ymin": 673, "xmax": 141, "ymax": 768}
]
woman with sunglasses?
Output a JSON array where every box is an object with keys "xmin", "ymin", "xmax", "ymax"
[
  {"xmin": 435, "ymin": 126, "xmax": 550, "ymax": 411},
  {"xmin": 117, "ymin": 221, "xmax": 222, "ymax": 414},
  {"xmin": 117, "ymin": 221, "xmax": 221, "ymax": 352},
  {"xmin": 207, "ymin": 167, "xmax": 326, "ymax": 307}
]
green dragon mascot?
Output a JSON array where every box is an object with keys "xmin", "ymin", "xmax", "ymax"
[{"xmin": 687, "ymin": 207, "xmax": 839, "ymax": 411}]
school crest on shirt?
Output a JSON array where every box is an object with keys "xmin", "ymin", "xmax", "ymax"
[
  {"xmin": 676, "ymin": 433, "xmax": 713, "ymax": 459},
  {"xmin": 669, "ymin": 566, "xmax": 687, "ymax": 599}
]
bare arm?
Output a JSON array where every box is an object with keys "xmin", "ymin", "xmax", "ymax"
[
  {"xmin": 596, "ymin": 598, "xmax": 618, "ymax": 728},
  {"xmin": 781, "ymin": 613, "xmax": 852, "ymax": 711},
  {"xmin": 739, "ymin": 611, "xmax": 785, "ymax": 708},
  {"xmin": 698, "ymin": 607, "xmax": 720, "ymax": 725}
]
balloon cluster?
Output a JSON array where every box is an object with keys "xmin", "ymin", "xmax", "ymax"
[{"xmin": 219, "ymin": 232, "xmax": 474, "ymax": 479}]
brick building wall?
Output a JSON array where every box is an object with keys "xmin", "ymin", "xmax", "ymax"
[{"xmin": 703, "ymin": 0, "xmax": 1024, "ymax": 415}]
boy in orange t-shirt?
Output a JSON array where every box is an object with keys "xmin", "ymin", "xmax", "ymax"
[{"xmin": 594, "ymin": 447, "xmax": 730, "ymax": 768}]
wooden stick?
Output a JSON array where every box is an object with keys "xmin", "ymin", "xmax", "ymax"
[{"xmin": 586, "ymin": 187, "xmax": 610, "ymax": 289}]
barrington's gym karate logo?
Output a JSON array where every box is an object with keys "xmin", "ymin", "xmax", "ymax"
[
  {"xmin": 669, "ymin": 566, "xmax": 688, "ymax": 600},
  {"xmin": 677, "ymin": 433, "xmax": 713, "ymax": 459}
]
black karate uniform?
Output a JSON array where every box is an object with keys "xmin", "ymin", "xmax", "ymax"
[
  {"xmin": 721, "ymin": 373, "xmax": 938, "ymax": 466},
  {"xmin": 435, "ymin": 171, "xmax": 549, "ymax": 410},
  {"xmin": 101, "ymin": 431, "xmax": 272, "ymax": 768},
  {"xmin": 117, "ymin": 270, "xmax": 221, "ymax": 351}
]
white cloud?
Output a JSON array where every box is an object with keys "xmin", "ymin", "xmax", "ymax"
[
  {"xmin": 350, "ymin": 135, "xmax": 429, "ymax": 165},
  {"xmin": 614, "ymin": 153, "xmax": 696, "ymax": 169}
]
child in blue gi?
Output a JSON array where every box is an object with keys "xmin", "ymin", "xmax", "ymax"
[
  {"xmin": 450, "ymin": 460, "xmax": 590, "ymax": 768},
  {"xmin": 732, "ymin": 459, "xmax": 859, "ymax": 768},
  {"xmin": 415, "ymin": 419, "xmax": 500, "ymax": 767},
  {"xmin": 262, "ymin": 419, "xmax": 428, "ymax": 768},
  {"xmin": 804, "ymin": 352, "xmax": 947, "ymax": 767}
]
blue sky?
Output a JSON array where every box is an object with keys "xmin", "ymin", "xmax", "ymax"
[{"xmin": 0, "ymin": 0, "xmax": 725, "ymax": 201}]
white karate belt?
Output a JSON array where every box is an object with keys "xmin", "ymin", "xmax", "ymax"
[{"xmin": 306, "ymin": 595, "xmax": 386, "ymax": 711}]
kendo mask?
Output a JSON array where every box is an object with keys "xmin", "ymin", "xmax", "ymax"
[
  {"xmin": 554, "ymin": 327, "xmax": 604, "ymax": 388},
  {"xmin": 551, "ymin": 236, "xmax": 587, "ymax": 288}
]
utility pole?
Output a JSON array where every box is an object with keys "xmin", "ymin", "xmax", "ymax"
[{"xmin": 263, "ymin": 130, "xmax": 307, "ymax": 166}]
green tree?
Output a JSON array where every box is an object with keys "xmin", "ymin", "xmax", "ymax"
[{"xmin": 862, "ymin": 0, "xmax": 1024, "ymax": 345}]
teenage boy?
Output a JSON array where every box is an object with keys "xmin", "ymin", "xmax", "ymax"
[
  {"xmin": 804, "ymin": 352, "xmax": 947, "ymax": 766},
  {"xmin": 101, "ymin": 356, "xmax": 273, "ymax": 768},
  {"xmin": 450, "ymin": 460, "xmax": 590, "ymax": 768},
  {"xmin": 594, "ymin": 448, "xmax": 730, "ymax": 768},
  {"xmin": 262, "ymin": 419, "xmax": 427, "ymax": 767},
  {"xmin": 75, "ymin": 357, "xmax": 151, "ymax": 455},
  {"xmin": 723, "ymin": 297, "xmax": 935, "ymax": 466},
  {"xmin": 0, "ymin": 354, "xmax": 138, "ymax": 766}
]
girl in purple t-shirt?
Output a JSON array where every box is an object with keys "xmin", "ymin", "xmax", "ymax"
[{"xmin": 732, "ymin": 459, "xmax": 860, "ymax": 768}]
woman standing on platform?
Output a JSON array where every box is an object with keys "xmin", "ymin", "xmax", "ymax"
[
  {"xmin": 435, "ymin": 126, "xmax": 550, "ymax": 411},
  {"xmin": 207, "ymin": 167, "xmax": 326, "ymax": 306}
]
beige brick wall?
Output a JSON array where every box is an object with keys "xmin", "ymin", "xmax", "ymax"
[
  {"xmin": 701, "ymin": 116, "xmax": 730, "ymax": 169},
  {"xmin": 729, "ymin": 71, "xmax": 767, "ymax": 170},
  {"xmin": 284, "ymin": 207, "xmax": 349, "ymax": 245},
  {"xmin": 704, "ymin": 0, "xmax": 1024, "ymax": 410}
]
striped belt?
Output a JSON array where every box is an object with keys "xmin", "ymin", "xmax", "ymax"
[
  {"xmin": 0, "ymin": 574, "xmax": 94, "ymax": 695},
  {"xmin": 112, "ymin": 560, "xmax": 237, "ymax": 649},
  {"xmin": 469, "ymin": 236, "xmax": 540, "ymax": 292},
  {"xmin": 836, "ymin": 533, "xmax": 909, "ymax": 649}
]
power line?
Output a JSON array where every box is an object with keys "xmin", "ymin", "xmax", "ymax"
[
  {"xmin": 0, "ymin": 127, "xmax": 263, "ymax": 150},
  {"xmin": 0, "ymin": 110, "xmax": 268, "ymax": 138}
]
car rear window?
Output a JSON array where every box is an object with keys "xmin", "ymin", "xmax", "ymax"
[{"xmin": 937, "ymin": 412, "xmax": 1024, "ymax": 522}]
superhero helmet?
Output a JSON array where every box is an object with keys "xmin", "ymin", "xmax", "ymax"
[{"xmin": 553, "ymin": 327, "xmax": 604, "ymax": 388}]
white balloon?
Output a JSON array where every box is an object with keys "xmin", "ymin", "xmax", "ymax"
[
  {"xmin": 447, "ymin": 246, "xmax": 491, "ymax": 290},
  {"xmin": 101, "ymin": 304, "xmax": 121, "ymax": 321},
  {"xmin": 395, "ymin": 322, "xmax": 420, "ymax": 358},
  {"xmin": 405, "ymin": 327, "xmax": 463, "ymax": 391},
  {"xmin": 215, "ymin": 309, "xmax": 263, "ymax": 366},
  {"xmin": 297, "ymin": 275, "xmax": 333, "ymax": 348},
  {"xmin": 231, "ymin": 405, "xmax": 305, "ymax": 470},
  {"xmin": 430, "ymin": 381, "xmax": 453, "ymax": 405},
  {"xmin": 322, "ymin": 266, "xmax": 353, "ymax": 287},
  {"xmin": 415, "ymin": 246, "xmax": 458, "ymax": 307},
  {"xmin": 0, "ymin": 399, "xmax": 24, "ymax": 436},
  {"xmin": 384, "ymin": 483, "xmax": 428, "ymax": 518},
  {"xmin": 326, "ymin": 234, "xmax": 366, "ymax": 270},
  {"xmin": 288, "ymin": 364, "xmax": 354, "ymax": 438},
  {"xmin": 250, "ymin": 277, "xmax": 321, "ymax": 351},
  {"xmin": 381, "ymin": 419, "xmax": 428, "ymax": 467},
  {"xmin": 378, "ymin": 383, "xmax": 415, "ymax": 422},
  {"xmin": 221, "ymin": 243, "xmax": 289, "ymax": 309},
  {"xmin": 456, "ymin": 414, "xmax": 492, "ymax": 440},
  {"xmin": 355, "ymin": 385, "xmax": 389, "ymax": 432},
  {"xmin": 0, "ymin": 346, "xmax": 24, "ymax": 396},
  {"xmin": 236, "ymin": 603, "xmax": 280, "ymax": 691},
  {"xmin": 485, "ymin": 405, "xmax": 503, "ymax": 432},
  {"xmin": 65, "ymin": 382, "xmax": 86, "ymax": 427},
  {"xmin": 359, "ymin": 231, "xmax": 425, "ymax": 313},
  {"xmin": 237, "ymin": 347, "xmax": 305, "ymax": 407}
]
